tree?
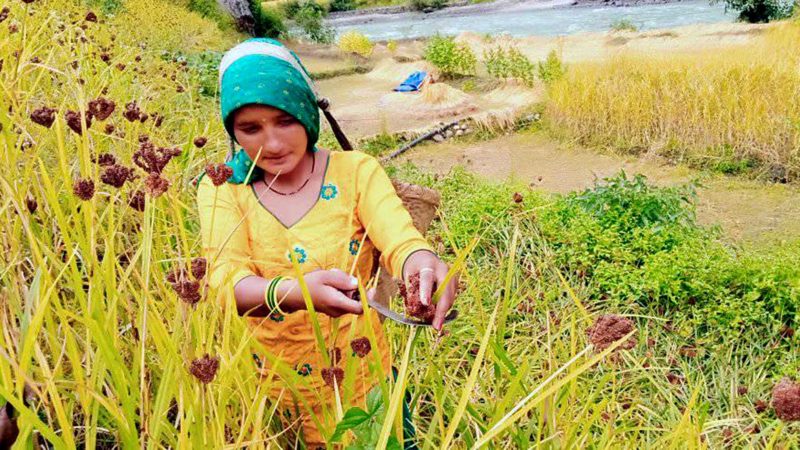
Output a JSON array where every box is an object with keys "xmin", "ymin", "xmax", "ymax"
[{"xmin": 717, "ymin": 0, "xmax": 796, "ymax": 23}]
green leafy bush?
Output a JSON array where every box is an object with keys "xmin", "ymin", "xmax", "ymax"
[
  {"xmin": 424, "ymin": 35, "xmax": 477, "ymax": 79},
  {"xmin": 396, "ymin": 167, "xmax": 800, "ymax": 342},
  {"xmin": 535, "ymin": 171, "xmax": 800, "ymax": 340},
  {"xmin": 610, "ymin": 18, "xmax": 638, "ymax": 32},
  {"xmin": 484, "ymin": 45, "xmax": 536, "ymax": 86},
  {"xmin": 286, "ymin": 0, "xmax": 335, "ymax": 43},
  {"xmin": 329, "ymin": 0, "xmax": 358, "ymax": 12},
  {"xmin": 537, "ymin": 49, "xmax": 565, "ymax": 85},
  {"xmin": 410, "ymin": 0, "xmax": 447, "ymax": 10},
  {"xmin": 248, "ymin": 0, "xmax": 287, "ymax": 38}
]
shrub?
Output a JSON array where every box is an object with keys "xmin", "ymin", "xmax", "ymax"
[
  {"xmin": 716, "ymin": 0, "xmax": 795, "ymax": 22},
  {"xmin": 248, "ymin": 0, "xmax": 287, "ymax": 38},
  {"xmin": 289, "ymin": 0, "xmax": 335, "ymax": 43},
  {"xmin": 529, "ymin": 171, "xmax": 800, "ymax": 340},
  {"xmin": 424, "ymin": 34, "xmax": 477, "ymax": 78},
  {"xmin": 610, "ymin": 18, "xmax": 638, "ymax": 32},
  {"xmin": 537, "ymin": 49, "xmax": 565, "ymax": 85},
  {"xmin": 484, "ymin": 45, "xmax": 536, "ymax": 86},
  {"xmin": 338, "ymin": 31, "xmax": 374, "ymax": 58},
  {"xmin": 329, "ymin": 0, "xmax": 357, "ymax": 11},
  {"xmin": 410, "ymin": 0, "xmax": 447, "ymax": 10}
]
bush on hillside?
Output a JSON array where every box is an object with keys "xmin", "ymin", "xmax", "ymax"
[
  {"xmin": 424, "ymin": 34, "xmax": 477, "ymax": 78},
  {"xmin": 484, "ymin": 45, "xmax": 536, "ymax": 86},
  {"xmin": 537, "ymin": 49, "xmax": 565, "ymax": 84}
]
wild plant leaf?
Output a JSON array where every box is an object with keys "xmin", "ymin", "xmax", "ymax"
[{"xmin": 331, "ymin": 407, "xmax": 371, "ymax": 442}]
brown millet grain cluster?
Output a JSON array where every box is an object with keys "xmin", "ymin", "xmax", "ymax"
[{"xmin": 585, "ymin": 314, "xmax": 637, "ymax": 351}]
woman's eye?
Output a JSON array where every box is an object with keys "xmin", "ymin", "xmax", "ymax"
[{"xmin": 278, "ymin": 117, "xmax": 296, "ymax": 126}]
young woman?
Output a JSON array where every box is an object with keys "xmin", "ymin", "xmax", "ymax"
[{"xmin": 196, "ymin": 38, "xmax": 458, "ymax": 447}]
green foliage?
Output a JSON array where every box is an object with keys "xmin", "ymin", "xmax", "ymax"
[
  {"xmin": 187, "ymin": 0, "xmax": 236, "ymax": 30},
  {"xmin": 396, "ymin": 165, "xmax": 527, "ymax": 253},
  {"xmin": 537, "ymin": 49, "xmax": 566, "ymax": 85},
  {"xmin": 410, "ymin": 0, "xmax": 447, "ymax": 10},
  {"xmin": 424, "ymin": 35, "xmax": 477, "ymax": 79},
  {"xmin": 287, "ymin": 0, "xmax": 335, "ymax": 43},
  {"xmin": 396, "ymin": 166, "xmax": 800, "ymax": 342},
  {"xmin": 318, "ymin": 130, "xmax": 344, "ymax": 151},
  {"xmin": 716, "ymin": 0, "xmax": 795, "ymax": 22},
  {"xmin": 157, "ymin": 50, "xmax": 222, "ymax": 97},
  {"xmin": 330, "ymin": 0, "xmax": 358, "ymax": 12},
  {"xmin": 359, "ymin": 133, "xmax": 400, "ymax": 157},
  {"xmin": 610, "ymin": 18, "xmax": 638, "ymax": 32},
  {"xmin": 534, "ymin": 171, "xmax": 800, "ymax": 340},
  {"xmin": 483, "ymin": 45, "xmax": 536, "ymax": 86},
  {"xmin": 249, "ymin": 0, "xmax": 287, "ymax": 38}
]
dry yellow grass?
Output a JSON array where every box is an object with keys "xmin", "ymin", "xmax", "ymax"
[
  {"xmin": 545, "ymin": 22, "xmax": 800, "ymax": 179},
  {"xmin": 378, "ymin": 83, "xmax": 478, "ymax": 119}
]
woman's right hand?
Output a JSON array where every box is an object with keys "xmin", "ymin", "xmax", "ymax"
[{"xmin": 280, "ymin": 269, "xmax": 364, "ymax": 318}]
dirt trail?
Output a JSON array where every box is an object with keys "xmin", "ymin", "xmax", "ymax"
[{"xmin": 400, "ymin": 132, "xmax": 800, "ymax": 244}]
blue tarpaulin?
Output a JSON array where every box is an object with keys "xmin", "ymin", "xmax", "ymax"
[{"xmin": 394, "ymin": 71, "xmax": 428, "ymax": 92}]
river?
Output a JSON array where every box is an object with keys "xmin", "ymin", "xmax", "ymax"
[{"xmin": 328, "ymin": 0, "xmax": 734, "ymax": 40}]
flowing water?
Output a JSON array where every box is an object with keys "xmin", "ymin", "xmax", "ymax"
[{"xmin": 329, "ymin": 0, "xmax": 733, "ymax": 40}]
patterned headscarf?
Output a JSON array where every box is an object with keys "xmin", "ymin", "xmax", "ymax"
[{"xmin": 217, "ymin": 38, "xmax": 321, "ymax": 184}]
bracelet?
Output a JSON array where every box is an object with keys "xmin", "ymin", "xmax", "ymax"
[{"xmin": 265, "ymin": 276, "xmax": 290, "ymax": 315}]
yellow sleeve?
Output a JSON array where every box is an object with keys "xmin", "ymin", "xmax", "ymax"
[
  {"xmin": 196, "ymin": 176, "xmax": 258, "ymax": 295},
  {"xmin": 354, "ymin": 154, "xmax": 434, "ymax": 278}
]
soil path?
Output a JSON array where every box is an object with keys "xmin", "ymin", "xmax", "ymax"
[{"xmin": 399, "ymin": 132, "xmax": 800, "ymax": 244}]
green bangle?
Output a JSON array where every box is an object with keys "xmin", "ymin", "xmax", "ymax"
[{"xmin": 265, "ymin": 276, "xmax": 289, "ymax": 315}]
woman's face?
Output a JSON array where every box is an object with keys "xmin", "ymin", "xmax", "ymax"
[{"xmin": 232, "ymin": 104, "xmax": 309, "ymax": 176}]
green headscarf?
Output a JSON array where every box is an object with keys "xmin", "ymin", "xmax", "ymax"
[{"xmin": 218, "ymin": 38, "xmax": 320, "ymax": 184}]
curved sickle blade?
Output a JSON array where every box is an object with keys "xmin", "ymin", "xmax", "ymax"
[{"xmin": 367, "ymin": 299, "xmax": 458, "ymax": 327}]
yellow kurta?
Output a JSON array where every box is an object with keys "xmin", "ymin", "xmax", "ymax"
[{"xmin": 196, "ymin": 150, "xmax": 432, "ymax": 445}]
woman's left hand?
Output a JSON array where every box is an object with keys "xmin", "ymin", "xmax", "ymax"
[{"xmin": 403, "ymin": 250, "xmax": 459, "ymax": 331}]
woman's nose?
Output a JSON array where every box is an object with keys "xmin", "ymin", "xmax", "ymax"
[{"xmin": 261, "ymin": 127, "xmax": 284, "ymax": 154}]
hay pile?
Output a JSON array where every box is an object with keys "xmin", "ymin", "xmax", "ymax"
[
  {"xmin": 366, "ymin": 58, "xmax": 433, "ymax": 83},
  {"xmin": 378, "ymin": 82, "xmax": 478, "ymax": 120}
]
